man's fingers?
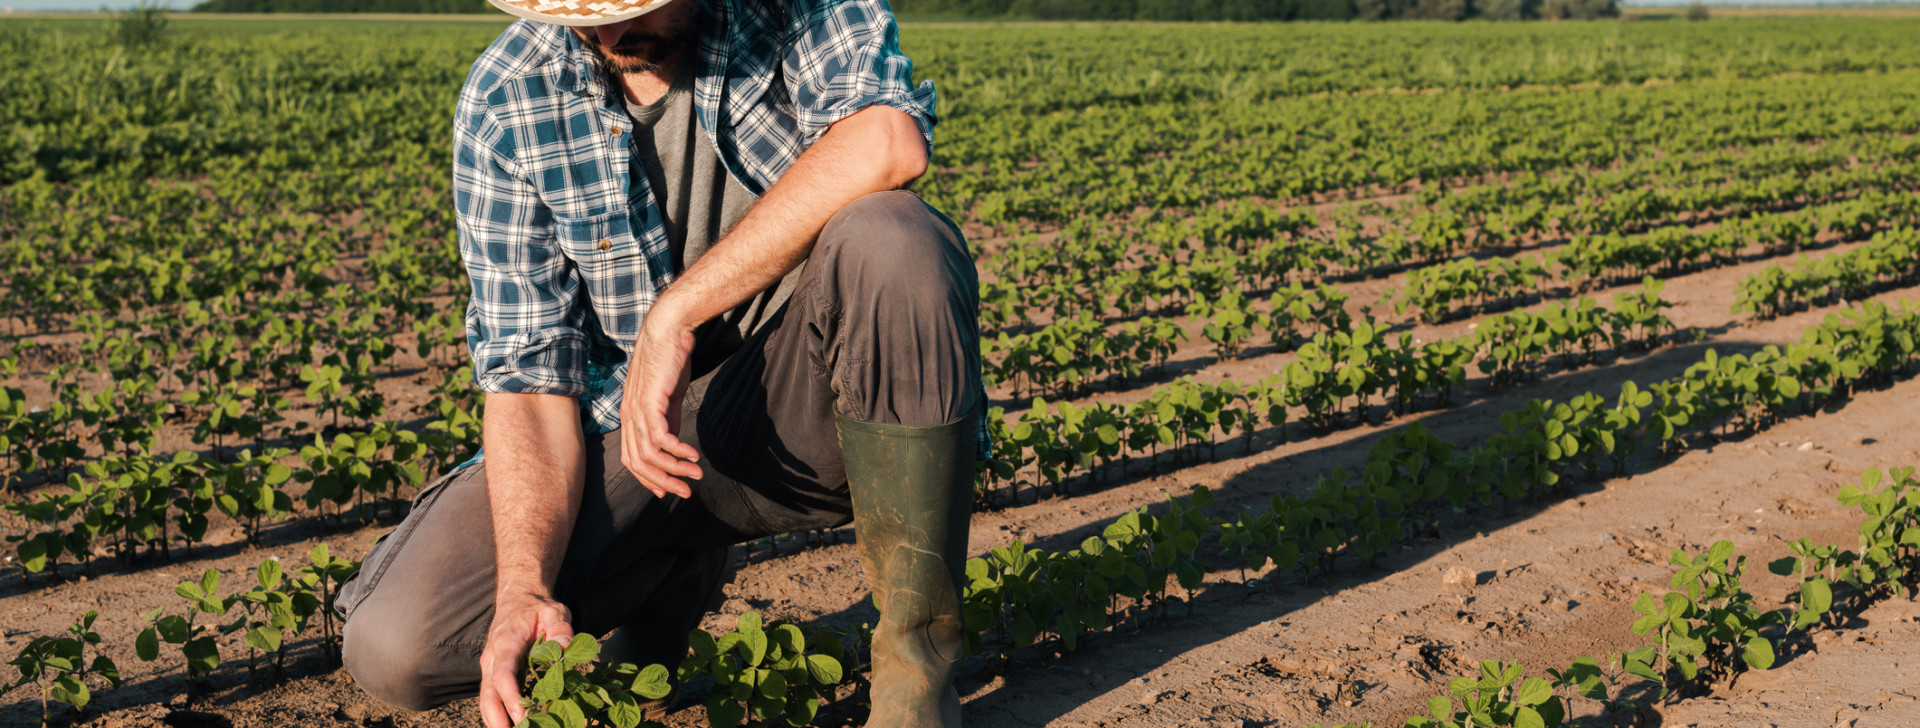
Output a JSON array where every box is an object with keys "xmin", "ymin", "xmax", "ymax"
[
  {"xmin": 479, "ymin": 689, "xmax": 511, "ymax": 728},
  {"xmin": 479, "ymin": 648, "xmax": 523, "ymax": 728},
  {"xmin": 648, "ymin": 438, "xmax": 703, "ymax": 480},
  {"xmin": 644, "ymin": 405, "xmax": 702, "ymax": 471},
  {"xmin": 658, "ymin": 432, "xmax": 700, "ymax": 464},
  {"xmin": 628, "ymin": 457, "xmax": 688, "ymax": 499},
  {"xmin": 493, "ymin": 667, "xmax": 528, "ymax": 725}
]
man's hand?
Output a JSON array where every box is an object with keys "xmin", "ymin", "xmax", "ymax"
[
  {"xmin": 620, "ymin": 317, "xmax": 702, "ymax": 498},
  {"xmin": 478, "ymin": 591, "xmax": 575, "ymax": 728},
  {"xmin": 617, "ymin": 104, "xmax": 927, "ymax": 495}
]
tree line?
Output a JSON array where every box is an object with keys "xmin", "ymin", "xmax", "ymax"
[
  {"xmin": 190, "ymin": 0, "xmax": 479, "ymax": 13},
  {"xmin": 892, "ymin": 0, "xmax": 1619, "ymax": 21},
  {"xmin": 189, "ymin": 0, "xmax": 1618, "ymax": 21}
]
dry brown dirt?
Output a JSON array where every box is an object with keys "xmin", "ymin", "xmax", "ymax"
[{"xmin": 5, "ymin": 227, "xmax": 1920, "ymax": 728}]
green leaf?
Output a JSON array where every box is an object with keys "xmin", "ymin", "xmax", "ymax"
[
  {"xmin": 632, "ymin": 663, "xmax": 672, "ymax": 700},
  {"xmin": 1516, "ymin": 677, "xmax": 1552, "ymax": 706},
  {"xmin": 562, "ymin": 633, "xmax": 599, "ymax": 667},
  {"xmin": 706, "ymin": 694, "xmax": 745, "ymax": 727},
  {"xmin": 740, "ymin": 626, "xmax": 769, "ymax": 667},
  {"xmin": 547, "ymin": 698, "xmax": 586, "ymax": 728},
  {"xmin": 528, "ymin": 639, "xmax": 563, "ymax": 666},
  {"xmin": 1743, "ymin": 637, "xmax": 1776, "ymax": 670},
  {"xmin": 606, "ymin": 693, "xmax": 643, "ymax": 728},
  {"xmin": 1514, "ymin": 706, "xmax": 1546, "ymax": 728},
  {"xmin": 183, "ymin": 637, "xmax": 220, "ymax": 674},
  {"xmin": 803, "ymin": 653, "xmax": 843, "ymax": 685},
  {"xmin": 531, "ymin": 665, "xmax": 565, "ymax": 703},
  {"xmin": 244, "ymin": 626, "xmax": 282, "ymax": 653},
  {"xmin": 135, "ymin": 627, "xmax": 159, "ymax": 661},
  {"xmin": 1801, "ymin": 578, "xmax": 1833, "ymax": 616},
  {"xmin": 257, "ymin": 559, "xmax": 283, "ymax": 590},
  {"xmin": 50, "ymin": 675, "xmax": 88, "ymax": 710}
]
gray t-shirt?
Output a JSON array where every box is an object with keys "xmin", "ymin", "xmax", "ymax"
[{"xmin": 626, "ymin": 61, "xmax": 801, "ymax": 376}]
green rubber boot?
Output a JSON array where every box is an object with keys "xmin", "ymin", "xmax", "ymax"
[{"xmin": 839, "ymin": 412, "xmax": 975, "ymax": 728}]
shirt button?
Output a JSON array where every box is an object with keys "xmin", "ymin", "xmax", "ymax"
[
  {"xmin": 610, "ymin": 126, "xmax": 624, "ymax": 138},
  {"xmin": 597, "ymin": 239, "xmax": 612, "ymax": 251}
]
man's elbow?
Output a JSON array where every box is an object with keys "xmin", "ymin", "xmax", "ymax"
[
  {"xmin": 887, "ymin": 116, "xmax": 930, "ymax": 189},
  {"xmin": 858, "ymin": 105, "xmax": 929, "ymax": 189}
]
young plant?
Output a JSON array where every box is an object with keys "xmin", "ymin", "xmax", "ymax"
[
  {"xmin": 292, "ymin": 543, "xmax": 361, "ymax": 666},
  {"xmin": 514, "ymin": 634, "xmax": 672, "ymax": 728},
  {"xmin": 1409, "ymin": 660, "xmax": 1564, "ymax": 728},
  {"xmin": 678, "ymin": 612, "xmax": 852, "ymax": 727},
  {"xmin": 1, "ymin": 611, "xmax": 121, "ymax": 726},
  {"xmin": 228, "ymin": 558, "xmax": 305, "ymax": 682},
  {"xmin": 136, "ymin": 569, "xmax": 229, "ymax": 697}
]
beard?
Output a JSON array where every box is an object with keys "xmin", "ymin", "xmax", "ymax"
[{"xmin": 579, "ymin": 5, "xmax": 700, "ymax": 75}]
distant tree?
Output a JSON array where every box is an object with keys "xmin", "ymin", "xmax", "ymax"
[
  {"xmin": 1685, "ymin": 0, "xmax": 1709, "ymax": 20},
  {"xmin": 1417, "ymin": 0, "xmax": 1470, "ymax": 20},
  {"xmin": 1566, "ymin": 0, "xmax": 1616, "ymax": 19},
  {"xmin": 1352, "ymin": 0, "xmax": 1414, "ymax": 19},
  {"xmin": 1295, "ymin": 0, "xmax": 1356, "ymax": 20},
  {"xmin": 1476, "ymin": 0, "xmax": 1532, "ymax": 21}
]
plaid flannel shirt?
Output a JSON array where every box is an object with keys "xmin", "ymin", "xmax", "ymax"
[{"xmin": 455, "ymin": 1, "xmax": 991, "ymax": 460}]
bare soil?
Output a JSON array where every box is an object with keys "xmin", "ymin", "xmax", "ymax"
[{"xmin": 5, "ymin": 230, "xmax": 1920, "ymax": 728}]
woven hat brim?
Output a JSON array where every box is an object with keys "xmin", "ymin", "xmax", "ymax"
[{"xmin": 484, "ymin": 0, "xmax": 675, "ymax": 27}]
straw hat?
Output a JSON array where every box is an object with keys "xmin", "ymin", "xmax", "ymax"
[{"xmin": 484, "ymin": 0, "xmax": 675, "ymax": 26}]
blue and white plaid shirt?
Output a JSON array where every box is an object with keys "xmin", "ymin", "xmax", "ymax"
[{"xmin": 455, "ymin": 1, "xmax": 989, "ymax": 458}]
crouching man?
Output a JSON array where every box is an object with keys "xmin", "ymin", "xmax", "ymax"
[{"xmin": 332, "ymin": 1, "xmax": 986, "ymax": 726}]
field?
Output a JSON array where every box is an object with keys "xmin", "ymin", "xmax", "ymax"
[{"xmin": 5, "ymin": 13, "xmax": 1920, "ymax": 728}]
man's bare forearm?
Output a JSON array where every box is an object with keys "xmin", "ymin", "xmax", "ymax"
[
  {"xmin": 645, "ymin": 105, "xmax": 929, "ymax": 334},
  {"xmin": 484, "ymin": 392, "xmax": 587, "ymax": 601}
]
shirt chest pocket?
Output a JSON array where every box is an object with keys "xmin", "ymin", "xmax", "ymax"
[{"xmin": 556, "ymin": 212, "xmax": 653, "ymax": 312}]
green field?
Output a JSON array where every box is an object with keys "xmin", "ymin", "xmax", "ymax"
[{"xmin": 5, "ymin": 14, "xmax": 1920, "ymax": 728}]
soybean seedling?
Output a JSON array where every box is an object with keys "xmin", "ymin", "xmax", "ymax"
[{"xmin": 1, "ymin": 610, "xmax": 121, "ymax": 726}]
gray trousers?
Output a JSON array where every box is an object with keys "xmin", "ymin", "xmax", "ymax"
[{"xmin": 336, "ymin": 191, "xmax": 982, "ymax": 711}]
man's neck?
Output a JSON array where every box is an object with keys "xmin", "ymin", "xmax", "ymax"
[{"xmin": 615, "ymin": 45, "xmax": 690, "ymax": 107}]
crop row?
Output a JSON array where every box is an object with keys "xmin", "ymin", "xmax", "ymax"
[
  {"xmin": 975, "ymin": 281, "xmax": 1672, "ymax": 495},
  {"xmin": 932, "ymin": 69, "xmax": 1920, "ymax": 228},
  {"xmin": 0, "ymin": 307, "xmax": 474, "ymax": 495},
  {"xmin": 3, "ymin": 401, "xmax": 480, "ymax": 583},
  {"xmin": 1382, "ymin": 191, "xmax": 1916, "ymax": 324},
  {"xmin": 3, "ymin": 544, "xmax": 360, "ymax": 724},
  {"xmin": 963, "ymin": 297, "xmax": 1918, "ymax": 660},
  {"xmin": 1734, "ymin": 228, "xmax": 1920, "ymax": 320},
  {"xmin": 1309, "ymin": 465, "xmax": 1920, "ymax": 728},
  {"xmin": 982, "ymin": 152, "xmax": 1920, "ymax": 334},
  {"xmin": 980, "ymin": 282, "xmax": 1350, "ymax": 399}
]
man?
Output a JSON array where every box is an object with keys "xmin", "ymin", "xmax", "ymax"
[{"xmin": 333, "ymin": 0, "xmax": 986, "ymax": 726}]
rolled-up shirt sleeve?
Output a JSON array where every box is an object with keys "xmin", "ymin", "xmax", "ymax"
[
  {"xmin": 454, "ymin": 106, "xmax": 589, "ymax": 397},
  {"xmin": 784, "ymin": 0, "xmax": 938, "ymax": 153}
]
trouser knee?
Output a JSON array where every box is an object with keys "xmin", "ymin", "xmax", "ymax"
[
  {"xmin": 821, "ymin": 190, "xmax": 977, "ymax": 313},
  {"xmin": 815, "ymin": 191, "xmax": 982, "ymax": 426},
  {"xmin": 341, "ymin": 607, "xmax": 476, "ymax": 712}
]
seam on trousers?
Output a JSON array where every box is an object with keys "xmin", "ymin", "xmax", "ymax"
[
  {"xmin": 726, "ymin": 476, "xmax": 781, "ymax": 536},
  {"xmin": 339, "ymin": 467, "xmax": 467, "ymax": 621}
]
